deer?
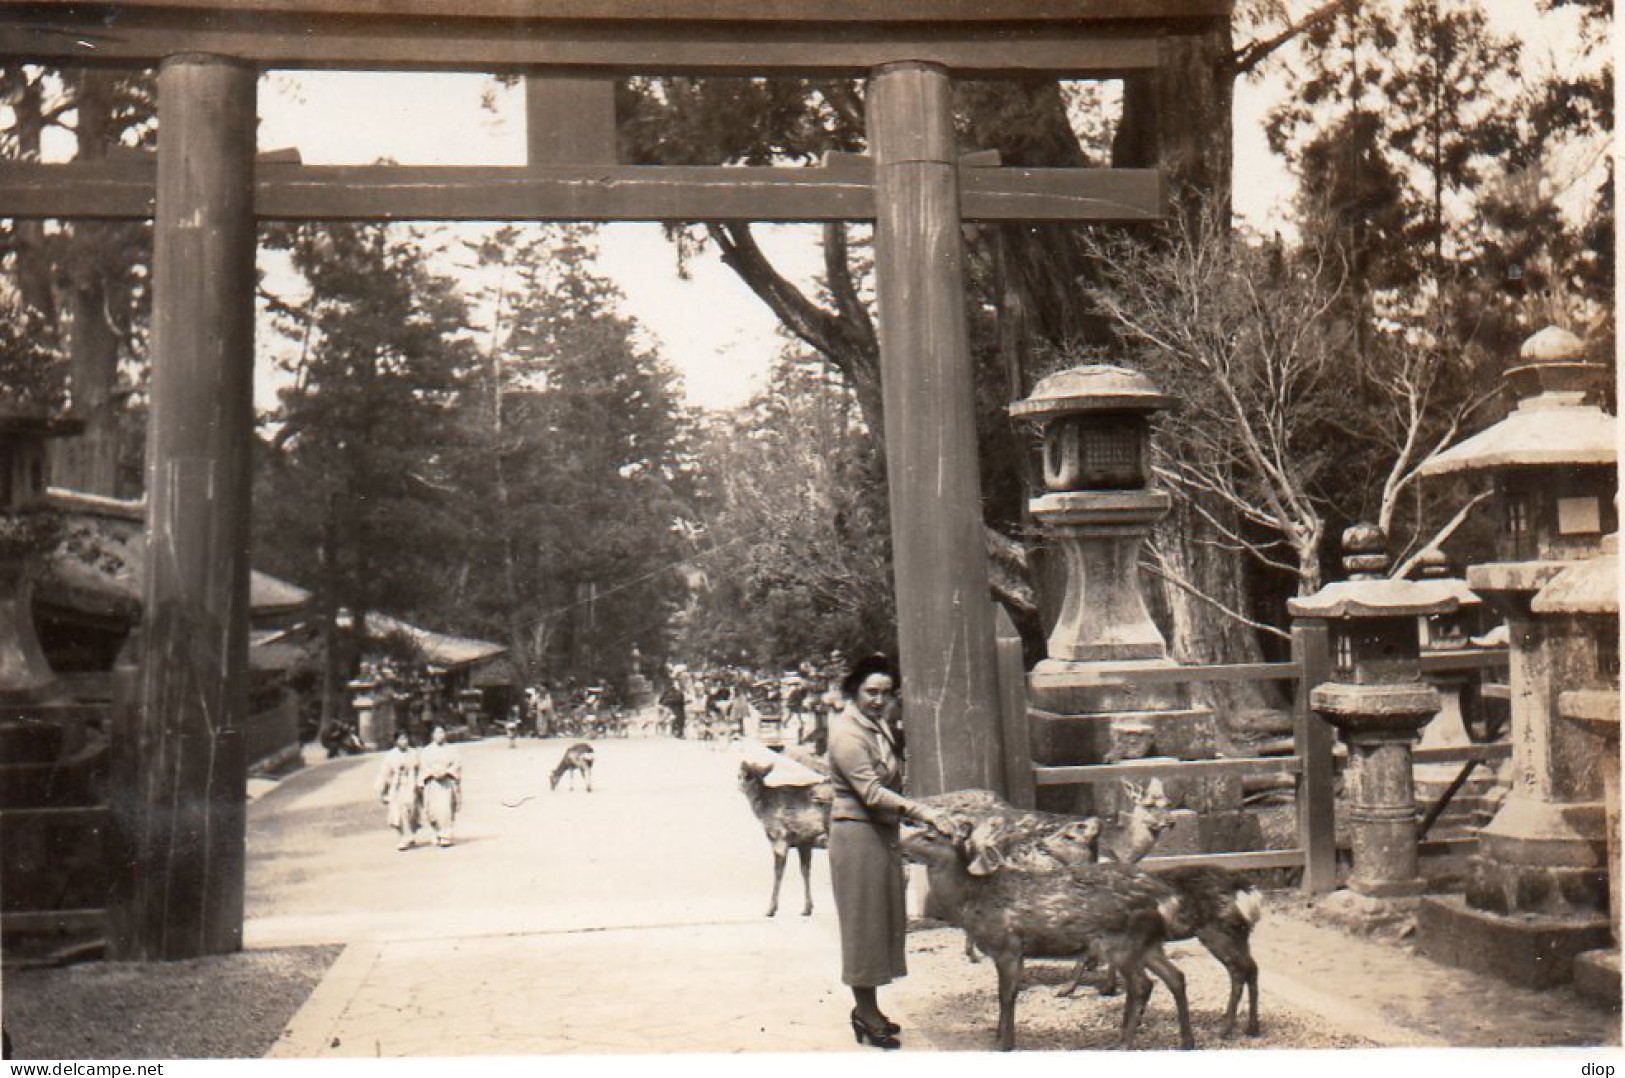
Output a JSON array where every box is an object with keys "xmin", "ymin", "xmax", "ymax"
[
  {"xmin": 1052, "ymin": 778, "xmax": 1265, "ymax": 1040},
  {"xmin": 940, "ymin": 780, "xmax": 1173, "ymax": 964},
  {"xmin": 549, "ymin": 742, "xmax": 595, "ymax": 792},
  {"xmin": 737, "ymin": 750, "xmax": 832, "ymax": 917},
  {"xmin": 901, "ymin": 817, "xmax": 1196, "ymax": 1052}
]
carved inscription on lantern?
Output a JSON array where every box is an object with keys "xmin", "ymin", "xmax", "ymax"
[{"xmin": 1557, "ymin": 496, "xmax": 1602, "ymax": 536}]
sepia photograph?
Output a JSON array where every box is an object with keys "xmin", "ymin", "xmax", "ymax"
[{"xmin": 0, "ymin": 0, "xmax": 1617, "ymax": 1071}]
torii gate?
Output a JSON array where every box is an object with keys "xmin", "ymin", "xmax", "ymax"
[{"xmin": 0, "ymin": 0, "xmax": 1227, "ymax": 959}]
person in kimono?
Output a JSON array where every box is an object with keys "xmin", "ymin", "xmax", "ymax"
[
  {"xmin": 375, "ymin": 729, "xmax": 421, "ymax": 851},
  {"xmin": 417, "ymin": 723, "xmax": 463, "ymax": 847}
]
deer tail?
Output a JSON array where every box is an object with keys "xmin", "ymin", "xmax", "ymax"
[{"xmin": 1234, "ymin": 886, "xmax": 1265, "ymax": 926}]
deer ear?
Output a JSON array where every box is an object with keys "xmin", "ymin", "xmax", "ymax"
[
  {"xmin": 1146, "ymin": 778, "xmax": 1168, "ymax": 803},
  {"xmin": 968, "ymin": 843, "xmax": 1005, "ymax": 877},
  {"xmin": 964, "ymin": 818, "xmax": 1003, "ymax": 875},
  {"xmin": 1122, "ymin": 779, "xmax": 1143, "ymax": 803}
]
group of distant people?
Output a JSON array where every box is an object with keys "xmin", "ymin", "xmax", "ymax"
[
  {"xmin": 374, "ymin": 724, "xmax": 464, "ymax": 850},
  {"xmin": 671, "ymin": 655, "xmax": 846, "ymax": 752}
]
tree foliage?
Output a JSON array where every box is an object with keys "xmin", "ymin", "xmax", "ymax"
[
  {"xmin": 679, "ymin": 353, "xmax": 894, "ymax": 666},
  {"xmin": 439, "ymin": 225, "xmax": 694, "ymax": 686}
]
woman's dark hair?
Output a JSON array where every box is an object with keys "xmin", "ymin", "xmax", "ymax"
[{"xmin": 841, "ymin": 653, "xmax": 899, "ymax": 699}]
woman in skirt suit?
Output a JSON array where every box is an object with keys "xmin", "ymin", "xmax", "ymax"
[{"xmin": 826, "ymin": 653, "xmax": 953, "ymax": 1049}]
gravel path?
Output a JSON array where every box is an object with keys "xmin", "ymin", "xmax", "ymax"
[{"xmin": 2, "ymin": 946, "xmax": 340, "ymax": 1059}]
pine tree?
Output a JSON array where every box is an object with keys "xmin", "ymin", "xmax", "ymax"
[{"xmin": 256, "ymin": 221, "xmax": 478, "ymax": 736}]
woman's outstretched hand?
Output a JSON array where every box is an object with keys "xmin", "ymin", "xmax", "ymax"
[{"xmin": 911, "ymin": 804, "xmax": 956, "ymax": 837}]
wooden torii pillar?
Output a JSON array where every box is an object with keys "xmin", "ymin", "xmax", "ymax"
[
  {"xmin": 868, "ymin": 64, "xmax": 1003, "ymax": 795},
  {"xmin": 118, "ymin": 55, "xmax": 258, "ymax": 961}
]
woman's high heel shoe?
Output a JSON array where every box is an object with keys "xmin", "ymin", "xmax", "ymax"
[
  {"xmin": 877, "ymin": 1014, "xmax": 902, "ymax": 1036},
  {"xmin": 850, "ymin": 1010, "xmax": 901, "ymax": 1050}
]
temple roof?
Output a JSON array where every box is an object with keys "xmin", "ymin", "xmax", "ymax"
[
  {"xmin": 363, "ymin": 611, "xmax": 507, "ymax": 671},
  {"xmin": 42, "ymin": 488, "xmax": 311, "ymax": 622}
]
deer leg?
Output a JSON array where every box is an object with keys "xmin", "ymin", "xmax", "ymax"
[
  {"xmin": 992, "ymin": 952, "xmax": 1023, "ymax": 1051},
  {"xmin": 1115, "ymin": 961, "xmax": 1151, "ymax": 1049},
  {"xmin": 1144, "ymin": 946, "xmax": 1195, "ymax": 1050},
  {"xmin": 964, "ymin": 931, "xmax": 980, "ymax": 963},
  {"xmin": 1199, "ymin": 924, "xmax": 1259, "ymax": 1039},
  {"xmin": 585, "ymin": 764, "xmax": 593, "ymax": 793},
  {"xmin": 1060, "ymin": 948, "xmax": 1109, "ymax": 998},
  {"xmin": 766, "ymin": 841, "xmax": 788, "ymax": 917},
  {"xmin": 797, "ymin": 844, "xmax": 815, "ymax": 916}
]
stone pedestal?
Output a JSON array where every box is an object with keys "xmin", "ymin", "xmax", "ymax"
[
  {"xmin": 1419, "ymin": 568, "xmax": 1611, "ymax": 986},
  {"xmin": 1539, "ymin": 532, "xmax": 1621, "ymax": 1006},
  {"xmin": 349, "ymin": 678, "xmax": 382, "ymax": 750},
  {"xmin": 626, "ymin": 674, "xmax": 656, "ymax": 711},
  {"xmin": 1317, "ymin": 680, "xmax": 1441, "ymax": 898}
]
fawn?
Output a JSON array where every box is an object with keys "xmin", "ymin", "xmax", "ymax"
[{"xmin": 1055, "ymin": 779, "xmax": 1265, "ymax": 1040}]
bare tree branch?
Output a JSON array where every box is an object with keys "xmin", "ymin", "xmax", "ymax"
[
  {"xmin": 1390, "ymin": 490, "xmax": 1494, "ymax": 580},
  {"xmin": 1143, "ymin": 548, "xmax": 1293, "ymax": 641},
  {"xmin": 1232, "ymin": 0, "xmax": 1362, "ymax": 76}
]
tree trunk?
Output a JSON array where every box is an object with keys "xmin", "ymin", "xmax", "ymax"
[
  {"xmin": 1111, "ymin": 22, "xmax": 1276, "ymax": 731},
  {"xmin": 1114, "ymin": 22, "xmax": 1236, "ymax": 220},
  {"xmin": 57, "ymin": 69, "xmax": 124, "ymax": 495},
  {"xmin": 1155, "ymin": 500, "xmax": 1284, "ymax": 723}
]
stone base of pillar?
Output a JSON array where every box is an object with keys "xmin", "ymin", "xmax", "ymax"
[
  {"xmin": 1417, "ymin": 893, "xmax": 1612, "ymax": 988},
  {"xmin": 1476, "ymin": 796, "xmax": 1607, "ymax": 861},
  {"xmin": 1316, "ymin": 888, "xmax": 1420, "ymax": 934},
  {"xmin": 1466, "ymin": 797, "xmax": 1610, "ymax": 917},
  {"xmin": 626, "ymin": 675, "xmax": 656, "ymax": 710},
  {"xmin": 1349, "ymin": 875, "xmax": 1426, "ymax": 899},
  {"xmin": 1572, "ymin": 948, "xmax": 1622, "ymax": 1006}
]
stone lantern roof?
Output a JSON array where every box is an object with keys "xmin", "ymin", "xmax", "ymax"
[
  {"xmin": 1531, "ymin": 533, "xmax": 1619, "ymax": 618},
  {"xmin": 1287, "ymin": 577, "xmax": 1463, "ymax": 620},
  {"xmin": 1288, "ymin": 526, "xmax": 1460, "ymax": 620},
  {"xmin": 1008, "ymin": 364, "xmax": 1173, "ymax": 422},
  {"xmin": 1420, "ymin": 326, "xmax": 1616, "ymax": 477}
]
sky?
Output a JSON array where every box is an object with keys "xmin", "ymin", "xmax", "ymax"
[{"xmin": 245, "ymin": 2, "xmax": 1590, "ymax": 415}]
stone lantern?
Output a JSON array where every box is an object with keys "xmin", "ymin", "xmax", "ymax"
[
  {"xmin": 0, "ymin": 405, "xmax": 82, "ymax": 707},
  {"xmin": 1009, "ymin": 365, "xmax": 1170, "ymax": 670},
  {"xmin": 1416, "ymin": 326, "xmax": 1616, "ymax": 987},
  {"xmin": 1288, "ymin": 525, "xmax": 1455, "ymax": 900},
  {"xmin": 1530, "ymin": 532, "xmax": 1619, "ymax": 1002},
  {"xmin": 347, "ymin": 670, "xmax": 382, "ymax": 750},
  {"xmin": 1009, "ymin": 365, "xmax": 1257, "ymax": 851}
]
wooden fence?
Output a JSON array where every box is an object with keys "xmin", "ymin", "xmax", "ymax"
[{"xmin": 994, "ymin": 612, "xmax": 1510, "ymax": 892}]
